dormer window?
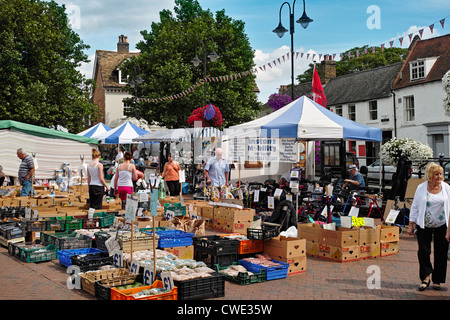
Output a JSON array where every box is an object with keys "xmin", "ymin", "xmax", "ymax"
[
  {"xmin": 118, "ymin": 69, "xmax": 127, "ymax": 85},
  {"xmin": 410, "ymin": 59, "xmax": 425, "ymax": 80}
]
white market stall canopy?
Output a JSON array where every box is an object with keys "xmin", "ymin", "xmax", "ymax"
[
  {"xmin": 225, "ymin": 96, "xmax": 382, "ymax": 141},
  {"xmin": 134, "ymin": 127, "xmax": 222, "ymax": 143},
  {"xmin": 77, "ymin": 122, "xmax": 111, "ymax": 139},
  {"xmin": 96, "ymin": 121, "xmax": 150, "ymax": 144},
  {"xmin": 0, "ymin": 120, "xmax": 98, "ymax": 179}
]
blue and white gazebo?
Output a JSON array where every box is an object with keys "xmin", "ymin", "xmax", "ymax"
[
  {"xmin": 96, "ymin": 121, "xmax": 150, "ymax": 144},
  {"xmin": 77, "ymin": 122, "xmax": 112, "ymax": 139}
]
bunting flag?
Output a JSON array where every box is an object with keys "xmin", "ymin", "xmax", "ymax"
[{"xmin": 139, "ymin": 14, "xmax": 448, "ymax": 104}]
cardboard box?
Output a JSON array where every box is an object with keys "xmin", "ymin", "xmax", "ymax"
[
  {"xmin": 319, "ymin": 227, "xmax": 359, "ymax": 247},
  {"xmin": 297, "ymin": 223, "xmax": 321, "ymax": 242},
  {"xmin": 214, "ymin": 207, "xmax": 254, "ymax": 221},
  {"xmin": 263, "ymin": 236, "xmax": 306, "ymax": 261},
  {"xmin": 201, "ymin": 206, "xmax": 215, "ymax": 219},
  {"xmin": 18, "ymin": 197, "xmax": 37, "ymax": 207},
  {"xmin": 381, "ymin": 241, "xmax": 399, "ymax": 256},
  {"xmin": 358, "ymin": 227, "xmax": 380, "ymax": 245},
  {"xmin": 36, "ymin": 198, "xmax": 54, "ymax": 206},
  {"xmin": 379, "ymin": 225, "xmax": 399, "ymax": 242},
  {"xmin": 2, "ymin": 198, "xmax": 21, "ymax": 207},
  {"xmin": 318, "ymin": 243, "xmax": 360, "ymax": 262},
  {"xmin": 359, "ymin": 243, "xmax": 381, "ymax": 259},
  {"xmin": 278, "ymin": 256, "xmax": 306, "ymax": 275},
  {"xmin": 212, "ymin": 218, "xmax": 251, "ymax": 235},
  {"xmin": 305, "ymin": 240, "xmax": 319, "ymax": 257},
  {"xmin": 163, "ymin": 245, "xmax": 194, "ymax": 259}
]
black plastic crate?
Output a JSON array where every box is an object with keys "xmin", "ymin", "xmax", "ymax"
[
  {"xmin": 194, "ymin": 250, "xmax": 237, "ymax": 268},
  {"xmin": 8, "ymin": 240, "xmax": 42, "ymax": 258},
  {"xmin": 247, "ymin": 224, "xmax": 280, "ymax": 241},
  {"xmin": 174, "ymin": 272, "xmax": 225, "ymax": 300},
  {"xmin": 55, "ymin": 235, "xmax": 92, "ymax": 250},
  {"xmin": 21, "ymin": 218, "xmax": 46, "ymax": 232},
  {"xmin": 70, "ymin": 251, "xmax": 113, "ymax": 272},
  {"xmin": 0, "ymin": 222, "xmax": 25, "ymax": 239},
  {"xmin": 193, "ymin": 235, "xmax": 240, "ymax": 256}
]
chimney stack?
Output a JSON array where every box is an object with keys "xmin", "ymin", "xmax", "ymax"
[
  {"xmin": 117, "ymin": 35, "xmax": 129, "ymax": 53},
  {"xmin": 321, "ymin": 55, "xmax": 336, "ymax": 85}
]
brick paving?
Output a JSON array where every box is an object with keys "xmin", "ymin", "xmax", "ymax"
[{"xmin": 0, "ymin": 231, "xmax": 448, "ymax": 301}]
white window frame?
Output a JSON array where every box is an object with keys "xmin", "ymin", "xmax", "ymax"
[
  {"xmin": 118, "ymin": 69, "xmax": 128, "ymax": 85},
  {"xmin": 335, "ymin": 105, "xmax": 343, "ymax": 116},
  {"xmin": 348, "ymin": 104, "xmax": 356, "ymax": 121},
  {"xmin": 369, "ymin": 100, "xmax": 378, "ymax": 121},
  {"xmin": 410, "ymin": 59, "xmax": 425, "ymax": 81},
  {"xmin": 404, "ymin": 95, "xmax": 415, "ymax": 122}
]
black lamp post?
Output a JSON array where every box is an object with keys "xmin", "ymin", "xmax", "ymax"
[
  {"xmin": 191, "ymin": 37, "xmax": 219, "ymax": 106},
  {"xmin": 273, "ymin": 0, "xmax": 313, "ymax": 100}
]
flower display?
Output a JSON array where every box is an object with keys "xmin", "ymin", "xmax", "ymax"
[
  {"xmin": 267, "ymin": 93, "xmax": 292, "ymax": 111},
  {"xmin": 187, "ymin": 104, "xmax": 223, "ymax": 128},
  {"xmin": 380, "ymin": 137, "xmax": 433, "ymax": 166}
]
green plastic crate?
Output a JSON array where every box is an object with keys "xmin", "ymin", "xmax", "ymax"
[
  {"xmin": 64, "ymin": 216, "xmax": 83, "ymax": 230},
  {"xmin": 215, "ymin": 262, "xmax": 266, "ymax": 285},
  {"xmin": 20, "ymin": 244, "xmax": 59, "ymax": 263},
  {"xmin": 163, "ymin": 203, "xmax": 186, "ymax": 217}
]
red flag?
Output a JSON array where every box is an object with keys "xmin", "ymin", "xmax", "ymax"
[{"xmin": 312, "ymin": 65, "xmax": 327, "ymax": 108}]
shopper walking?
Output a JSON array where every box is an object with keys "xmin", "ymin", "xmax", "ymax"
[
  {"xmin": 87, "ymin": 149, "xmax": 109, "ymax": 209},
  {"xmin": 408, "ymin": 162, "xmax": 450, "ymax": 291},
  {"xmin": 204, "ymin": 148, "xmax": 229, "ymax": 187},
  {"xmin": 16, "ymin": 148, "xmax": 35, "ymax": 196},
  {"xmin": 114, "ymin": 151, "xmax": 138, "ymax": 205},
  {"xmin": 161, "ymin": 153, "xmax": 181, "ymax": 196}
]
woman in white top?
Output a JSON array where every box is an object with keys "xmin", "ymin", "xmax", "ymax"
[
  {"xmin": 408, "ymin": 162, "xmax": 450, "ymax": 291},
  {"xmin": 87, "ymin": 149, "xmax": 109, "ymax": 209},
  {"xmin": 114, "ymin": 151, "xmax": 138, "ymax": 205}
]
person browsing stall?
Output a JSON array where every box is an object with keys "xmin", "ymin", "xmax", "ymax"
[
  {"xmin": 204, "ymin": 148, "xmax": 229, "ymax": 187},
  {"xmin": 17, "ymin": 148, "xmax": 35, "ymax": 197},
  {"xmin": 408, "ymin": 162, "xmax": 450, "ymax": 291},
  {"xmin": 161, "ymin": 153, "xmax": 181, "ymax": 196},
  {"xmin": 114, "ymin": 151, "xmax": 138, "ymax": 204},
  {"xmin": 342, "ymin": 164, "xmax": 365, "ymax": 191},
  {"xmin": 87, "ymin": 149, "xmax": 109, "ymax": 209}
]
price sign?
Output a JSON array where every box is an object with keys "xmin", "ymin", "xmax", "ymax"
[
  {"xmin": 125, "ymin": 194, "xmax": 138, "ymax": 221},
  {"xmin": 160, "ymin": 271, "xmax": 174, "ymax": 291},
  {"xmin": 112, "ymin": 249, "xmax": 123, "ymax": 268},
  {"xmin": 254, "ymin": 190, "xmax": 260, "ymax": 202},
  {"xmin": 349, "ymin": 206, "xmax": 359, "ymax": 217},
  {"xmin": 129, "ymin": 259, "xmax": 140, "ymax": 274},
  {"xmin": 143, "ymin": 265, "xmax": 155, "ymax": 285},
  {"xmin": 88, "ymin": 208, "xmax": 95, "ymax": 220},
  {"xmin": 386, "ymin": 209, "xmax": 400, "ymax": 224},
  {"xmin": 267, "ymin": 196, "xmax": 275, "ymax": 209},
  {"xmin": 150, "ymin": 189, "xmax": 158, "ymax": 217},
  {"xmin": 165, "ymin": 210, "xmax": 175, "ymax": 221}
]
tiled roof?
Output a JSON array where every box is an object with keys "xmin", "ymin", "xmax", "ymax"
[
  {"xmin": 94, "ymin": 50, "xmax": 140, "ymax": 88},
  {"xmin": 392, "ymin": 34, "xmax": 450, "ymax": 90},
  {"xmin": 323, "ymin": 63, "xmax": 402, "ymax": 106}
]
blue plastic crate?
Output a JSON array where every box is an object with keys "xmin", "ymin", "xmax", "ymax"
[
  {"xmin": 153, "ymin": 230, "xmax": 194, "ymax": 248},
  {"xmin": 58, "ymin": 248, "xmax": 105, "ymax": 267},
  {"xmin": 238, "ymin": 259, "xmax": 289, "ymax": 281}
]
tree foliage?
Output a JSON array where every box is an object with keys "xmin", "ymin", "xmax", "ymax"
[
  {"xmin": 297, "ymin": 46, "xmax": 409, "ymax": 84},
  {"xmin": 122, "ymin": 0, "xmax": 262, "ymax": 129},
  {"xmin": 0, "ymin": 0, "xmax": 99, "ymax": 133}
]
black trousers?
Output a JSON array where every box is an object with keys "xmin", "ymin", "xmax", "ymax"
[
  {"xmin": 166, "ymin": 180, "xmax": 180, "ymax": 196},
  {"xmin": 89, "ymin": 185, "xmax": 104, "ymax": 209},
  {"xmin": 416, "ymin": 224, "xmax": 449, "ymax": 283}
]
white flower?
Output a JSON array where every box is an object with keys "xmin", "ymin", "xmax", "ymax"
[{"xmin": 380, "ymin": 137, "xmax": 433, "ymax": 166}]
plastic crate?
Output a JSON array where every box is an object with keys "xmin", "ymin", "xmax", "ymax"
[
  {"xmin": 111, "ymin": 280, "xmax": 178, "ymax": 300},
  {"xmin": 70, "ymin": 251, "xmax": 113, "ymax": 272},
  {"xmin": 238, "ymin": 259, "xmax": 289, "ymax": 281},
  {"xmin": 80, "ymin": 268, "xmax": 131, "ymax": 296},
  {"xmin": 74, "ymin": 215, "xmax": 101, "ymax": 229},
  {"xmin": 194, "ymin": 250, "xmax": 237, "ymax": 268},
  {"xmin": 0, "ymin": 222, "xmax": 26, "ymax": 240},
  {"xmin": 8, "ymin": 241, "xmax": 42, "ymax": 258},
  {"xmin": 238, "ymin": 239, "xmax": 264, "ymax": 255},
  {"xmin": 193, "ymin": 235, "xmax": 240, "ymax": 256},
  {"xmin": 21, "ymin": 219, "xmax": 46, "ymax": 232},
  {"xmin": 174, "ymin": 272, "xmax": 224, "ymax": 300},
  {"xmin": 20, "ymin": 244, "xmax": 59, "ymax": 263},
  {"xmin": 163, "ymin": 203, "xmax": 186, "ymax": 217},
  {"xmin": 154, "ymin": 230, "xmax": 194, "ymax": 248},
  {"xmin": 58, "ymin": 248, "xmax": 105, "ymax": 267},
  {"xmin": 40, "ymin": 231, "xmax": 77, "ymax": 245},
  {"xmin": 54, "ymin": 235, "xmax": 92, "ymax": 250},
  {"xmin": 96, "ymin": 212, "xmax": 115, "ymax": 227},
  {"xmin": 93, "ymin": 231, "xmax": 113, "ymax": 251},
  {"xmin": 64, "ymin": 216, "xmax": 83, "ymax": 230},
  {"xmin": 43, "ymin": 217, "xmax": 65, "ymax": 231},
  {"xmin": 215, "ymin": 262, "xmax": 266, "ymax": 285},
  {"xmin": 116, "ymin": 231, "xmax": 157, "ymax": 253},
  {"xmin": 247, "ymin": 225, "xmax": 280, "ymax": 241},
  {"xmin": 94, "ymin": 274, "xmax": 141, "ymax": 300}
]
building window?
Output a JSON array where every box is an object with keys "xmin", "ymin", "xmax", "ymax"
[
  {"xmin": 404, "ymin": 95, "xmax": 415, "ymax": 122},
  {"xmin": 410, "ymin": 60, "xmax": 425, "ymax": 81},
  {"xmin": 369, "ymin": 100, "xmax": 377, "ymax": 120},
  {"xmin": 118, "ymin": 69, "xmax": 128, "ymax": 84},
  {"xmin": 335, "ymin": 105, "xmax": 342, "ymax": 116},
  {"xmin": 348, "ymin": 104, "xmax": 356, "ymax": 121}
]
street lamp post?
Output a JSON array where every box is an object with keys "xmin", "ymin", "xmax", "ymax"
[
  {"xmin": 191, "ymin": 37, "xmax": 219, "ymax": 105},
  {"xmin": 273, "ymin": 0, "xmax": 313, "ymax": 100}
]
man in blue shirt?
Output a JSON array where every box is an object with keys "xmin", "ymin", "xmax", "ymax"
[
  {"xmin": 343, "ymin": 164, "xmax": 365, "ymax": 191},
  {"xmin": 204, "ymin": 148, "xmax": 229, "ymax": 187}
]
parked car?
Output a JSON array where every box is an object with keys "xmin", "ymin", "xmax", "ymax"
[{"xmin": 367, "ymin": 160, "xmax": 396, "ymax": 181}]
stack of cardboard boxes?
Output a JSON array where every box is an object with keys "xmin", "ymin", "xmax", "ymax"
[
  {"xmin": 263, "ymin": 235, "xmax": 307, "ymax": 275},
  {"xmin": 298, "ymin": 222, "xmax": 399, "ymax": 262}
]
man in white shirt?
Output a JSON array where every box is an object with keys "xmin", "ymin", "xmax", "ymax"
[{"xmin": 204, "ymin": 148, "xmax": 229, "ymax": 187}]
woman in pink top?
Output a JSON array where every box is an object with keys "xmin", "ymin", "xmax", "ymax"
[{"xmin": 114, "ymin": 151, "xmax": 138, "ymax": 204}]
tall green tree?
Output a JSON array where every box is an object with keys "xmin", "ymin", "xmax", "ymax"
[
  {"xmin": 123, "ymin": 0, "xmax": 262, "ymax": 129},
  {"xmin": 296, "ymin": 46, "xmax": 409, "ymax": 84},
  {"xmin": 0, "ymin": 0, "xmax": 99, "ymax": 133}
]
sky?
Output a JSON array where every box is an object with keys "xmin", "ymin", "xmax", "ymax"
[{"xmin": 56, "ymin": 0, "xmax": 450, "ymax": 104}]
